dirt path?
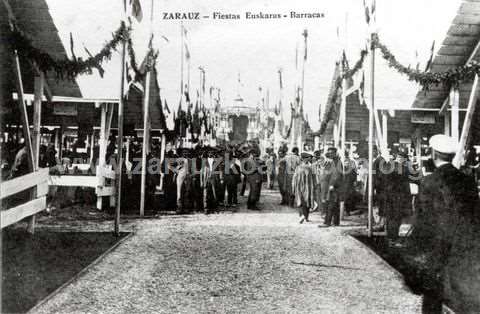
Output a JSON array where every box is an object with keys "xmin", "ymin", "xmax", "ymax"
[{"xmin": 31, "ymin": 189, "xmax": 421, "ymax": 313}]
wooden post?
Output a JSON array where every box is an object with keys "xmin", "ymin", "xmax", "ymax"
[
  {"xmin": 415, "ymin": 128, "xmax": 422, "ymax": 170},
  {"xmin": 453, "ymin": 74, "xmax": 479, "ymax": 169},
  {"xmin": 159, "ymin": 133, "xmax": 166, "ymax": 190},
  {"xmin": 11, "ymin": 36, "xmax": 37, "ymax": 234},
  {"xmin": 444, "ymin": 112, "xmax": 451, "ymax": 136},
  {"xmin": 333, "ymin": 123, "xmax": 338, "ymax": 148},
  {"xmin": 27, "ymin": 71, "xmax": 44, "ymax": 234},
  {"xmin": 140, "ymin": 70, "xmax": 152, "ymax": 216},
  {"xmin": 368, "ymin": 33, "xmax": 375, "ymax": 238},
  {"xmin": 451, "ymin": 88, "xmax": 460, "ymax": 141},
  {"xmin": 382, "ymin": 111, "xmax": 388, "ymax": 148},
  {"xmin": 90, "ymin": 131, "xmax": 95, "ymax": 163},
  {"xmin": 97, "ymin": 103, "xmax": 107, "ymax": 210},
  {"xmin": 115, "ymin": 16, "xmax": 127, "ymax": 235},
  {"xmin": 12, "ymin": 51, "xmax": 34, "ymax": 171},
  {"xmin": 59, "ymin": 125, "xmax": 64, "ymax": 161},
  {"xmin": 340, "ymin": 78, "xmax": 347, "ymax": 157},
  {"xmin": 339, "ymin": 79, "xmax": 347, "ymax": 220},
  {"xmin": 373, "ymin": 109, "xmax": 386, "ymax": 155},
  {"xmin": 32, "ymin": 73, "xmax": 44, "ymax": 168}
]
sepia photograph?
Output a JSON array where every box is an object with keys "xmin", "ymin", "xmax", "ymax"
[{"xmin": 1, "ymin": 0, "xmax": 480, "ymax": 313}]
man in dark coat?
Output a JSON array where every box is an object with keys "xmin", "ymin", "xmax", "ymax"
[
  {"xmin": 373, "ymin": 146, "xmax": 388, "ymax": 229},
  {"xmin": 319, "ymin": 147, "xmax": 343, "ymax": 227},
  {"xmin": 384, "ymin": 149, "xmax": 412, "ymax": 240},
  {"xmin": 412, "ymin": 134, "xmax": 480, "ymax": 313},
  {"xmin": 277, "ymin": 149, "xmax": 288, "ymax": 205},
  {"xmin": 341, "ymin": 150, "xmax": 358, "ymax": 216},
  {"xmin": 244, "ymin": 148, "xmax": 265, "ymax": 210},
  {"xmin": 224, "ymin": 151, "xmax": 241, "ymax": 209},
  {"xmin": 162, "ymin": 149, "xmax": 177, "ymax": 211},
  {"xmin": 191, "ymin": 145, "xmax": 204, "ymax": 212}
]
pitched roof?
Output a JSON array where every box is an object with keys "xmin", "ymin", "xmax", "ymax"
[
  {"xmin": 412, "ymin": 0, "xmax": 480, "ymax": 109},
  {"xmin": 0, "ymin": 0, "xmax": 82, "ymax": 106}
]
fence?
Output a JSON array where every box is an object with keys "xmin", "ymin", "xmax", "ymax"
[{"xmin": 1, "ymin": 168, "xmax": 49, "ymax": 228}]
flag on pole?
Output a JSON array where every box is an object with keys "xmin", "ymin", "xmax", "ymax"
[
  {"xmin": 295, "ymin": 43, "xmax": 299, "ymax": 70},
  {"xmin": 363, "ymin": 0, "xmax": 376, "ymax": 25},
  {"xmin": 424, "ymin": 40, "xmax": 435, "ymax": 72},
  {"xmin": 358, "ymin": 71, "xmax": 366, "ymax": 105},
  {"xmin": 182, "ymin": 25, "xmax": 191, "ymax": 60},
  {"xmin": 130, "ymin": 0, "xmax": 143, "ymax": 22},
  {"xmin": 303, "ymin": 29, "xmax": 308, "ymax": 60}
]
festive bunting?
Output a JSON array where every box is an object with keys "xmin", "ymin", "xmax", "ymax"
[
  {"xmin": 6, "ymin": 21, "xmax": 130, "ymax": 80},
  {"xmin": 373, "ymin": 34, "xmax": 480, "ymax": 89}
]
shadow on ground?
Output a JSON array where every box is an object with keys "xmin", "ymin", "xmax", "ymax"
[{"xmin": 2, "ymin": 229, "xmax": 129, "ymax": 313}]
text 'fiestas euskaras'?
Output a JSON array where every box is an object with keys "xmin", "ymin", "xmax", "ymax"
[{"xmin": 161, "ymin": 11, "xmax": 325, "ymax": 21}]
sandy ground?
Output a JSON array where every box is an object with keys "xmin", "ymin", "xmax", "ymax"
[{"xmin": 30, "ymin": 189, "xmax": 421, "ymax": 314}]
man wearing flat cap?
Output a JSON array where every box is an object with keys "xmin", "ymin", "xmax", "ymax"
[{"xmin": 411, "ymin": 134, "xmax": 480, "ymax": 313}]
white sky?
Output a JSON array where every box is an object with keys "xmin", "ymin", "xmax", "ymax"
[{"xmin": 46, "ymin": 0, "xmax": 460, "ymax": 129}]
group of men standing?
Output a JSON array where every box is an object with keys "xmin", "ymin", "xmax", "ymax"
[
  {"xmin": 277, "ymin": 146, "xmax": 356, "ymax": 227},
  {"xmin": 128, "ymin": 142, "xmax": 266, "ymax": 215}
]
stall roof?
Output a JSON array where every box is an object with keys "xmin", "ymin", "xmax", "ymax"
[{"xmin": 412, "ymin": 0, "xmax": 480, "ymax": 109}]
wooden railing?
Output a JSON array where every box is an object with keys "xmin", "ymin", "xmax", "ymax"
[
  {"xmin": 1, "ymin": 168, "xmax": 49, "ymax": 229},
  {"xmin": 48, "ymin": 165, "xmax": 116, "ymax": 209}
]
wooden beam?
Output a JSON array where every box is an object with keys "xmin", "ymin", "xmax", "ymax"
[
  {"xmin": 95, "ymin": 186, "xmax": 116, "ymax": 197},
  {"xmin": 12, "ymin": 93, "xmax": 119, "ymax": 104},
  {"xmin": 451, "ymin": 88, "xmax": 460, "ymax": 141},
  {"xmin": 12, "ymin": 46, "xmax": 34, "ymax": 172},
  {"xmin": 437, "ymin": 38, "xmax": 480, "ymax": 118},
  {"xmin": 444, "ymin": 112, "xmax": 451, "ymax": 136},
  {"xmin": 382, "ymin": 111, "xmax": 388, "ymax": 146},
  {"xmin": 105, "ymin": 103, "xmax": 114, "ymax": 143},
  {"xmin": 454, "ymin": 74, "xmax": 480, "ymax": 168},
  {"xmin": 97, "ymin": 103, "xmax": 108, "ymax": 210},
  {"xmin": 439, "ymin": 96, "xmax": 450, "ymax": 116},
  {"xmin": 1, "ymin": 168, "xmax": 49, "ymax": 199},
  {"xmin": 48, "ymin": 175, "xmax": 98, "ymax": 188},
  {"xmin": 1, "ymin": 196, "xmax": 47, "ymax": 229},
  {"xmin": 32, "ymin": 72, "xmax": 44, "ymax": 168},
  {"xmin": 28, "ymin": 70, "xmax": 44, "ymax": 234},
  {"xmin": 140, "ymin": 70, "xmax": 152, "ymax": 217}
]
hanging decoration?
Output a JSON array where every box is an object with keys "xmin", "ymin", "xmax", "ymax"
[
  {"xmin": 318, "ymin": 48, "xmax": 368, "ymax": 135},
  {"xmin": 6, "ymin": 21, "xmax": 131, "ymax": 80},
  {"xmin": 373, "ymin": 34, "xmax": 480, "ymax": 89}
]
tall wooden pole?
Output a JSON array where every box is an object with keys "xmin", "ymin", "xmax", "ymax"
[
  {"xmin": 180, "ymin": 22, "xmax": 184, "ymax": 96},
  {"xmin": 27, "ymin": 70, "xmax": 44, "ymax": 234},
  {"xmin": 368, "ymin": 33, "xmax": 375, "ymax": 238},
  {"xmin": 140, "ymin": 0, "xmax": 154, "ymax": 216},
  {"xmin": 341, "ymin": 78, "xmax": 347, "ymax": 161},
  {"xmin": 115, "ymin": 0, "xmax": 127, "ymax": 235}
]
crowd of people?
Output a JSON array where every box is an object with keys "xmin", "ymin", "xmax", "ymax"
[{"xmin": 3, "ymin": 132, "xmax": 480, "ymax": 312}]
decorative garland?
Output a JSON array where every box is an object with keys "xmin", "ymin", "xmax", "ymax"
[
  {"xmin": 319, "ymin": 48, "xmax": 368, "ymax": 135},
  {"xmin": 373, "ymin": 34, "xmax": 480, "ymax": 89},
  {"xmin": 6, "ymin": 21, "xmax": 131, "ymax": 80}
]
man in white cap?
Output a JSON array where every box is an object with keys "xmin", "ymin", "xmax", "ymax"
[{"xmin": 411, "ymin": 134, "xmax": 480, "ymax": 313}]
